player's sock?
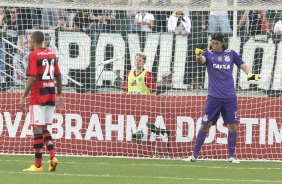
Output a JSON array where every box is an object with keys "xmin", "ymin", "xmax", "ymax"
[
  {"xmin": 228, "ymin": 131, "xmax": 237, "ymax": 158},
  {"xmin": 33, "ymin": 134, "xmax": 43, "ymax": 168},
  {"xmin": 43, "ymin": 129, "xmax": 55, "ymax": 158},
  {"xmin": 193, "ymin": 130, "xmax": 207, "ymax": 158}
]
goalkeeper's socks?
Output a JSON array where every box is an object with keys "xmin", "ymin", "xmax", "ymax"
[
  {"xmin": 43, "ymin": 129, "xmax": 55, "ymax": 158},
  {"xmin": 193, "ymin": 130, "xmax": 207, "ymax": 159},
  {"xmin": 33, "ymin": 134, "xmax": 43, "ymax": 168},
  {"xmin": 228, "ymin": 131, "xmax": 237, "ymax": 158}
]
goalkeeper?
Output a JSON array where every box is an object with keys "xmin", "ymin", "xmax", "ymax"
[{"xmin": 187, "ymin": 32, "xmax": 260, "ymax": 163}]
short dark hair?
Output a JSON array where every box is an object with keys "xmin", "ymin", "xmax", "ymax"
[
  {"xmin": 31, "ymin": 31, "xmax": 45, "ymax": 44},
  {"xmin": 44, "ymin": 33, "xmax": 51, "ymax": 40},
  {"xmin": 211, "ymin": 32, "xmax": 225, "ymax": 42}
]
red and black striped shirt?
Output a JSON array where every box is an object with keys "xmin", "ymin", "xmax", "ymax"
[{"xmin": 27, "ymin": 48, "xmax": 61, "ymax": 106}]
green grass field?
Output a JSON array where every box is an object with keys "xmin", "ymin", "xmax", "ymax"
[{"xmin": 0, "ymin": 155, "xmax": 282, "ymax": 184}]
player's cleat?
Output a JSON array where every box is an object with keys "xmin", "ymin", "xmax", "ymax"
[
  {"xmin": 22, "ymin": 165, "xmax": 43, "ymax": 172},
  {"xmin": 228, "ymin": 157, "xmax": 240, "ymax": 163},
  {"xmin": 48, "ymin": 157, "xmax": 58, "ymax": 172},
  {"xmin": 184, "ymin": 154, "xmax": 197, "ymax": 162}
]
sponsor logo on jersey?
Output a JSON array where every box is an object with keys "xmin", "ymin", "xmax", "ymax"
[
  {"xmin": 218, "ymin": 56, "xmax": 222, "ymax": 62},
  {"xmin": 224, "ymin": 55, "xmax": 231, "ymax": 62},
  {"xmin": 131, "ymin": 80, "xmax": 137, "ymax": 86},
  {"xmin": 43, "ymin": 82, "xmax": 55, "ymax": 87},
  {"xmin": 213, "ymin": 64, "xmax": 231, "ymax": 69}
]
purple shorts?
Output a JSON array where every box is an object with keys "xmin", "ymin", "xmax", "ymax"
[{"xmin": 201, "ymin": 95, "xmax": 237, "ymax": 125}]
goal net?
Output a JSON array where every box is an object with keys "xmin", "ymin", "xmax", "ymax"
[{"xmin": 0, "ymin": 0, "xmax": 282, "ymax": 161}]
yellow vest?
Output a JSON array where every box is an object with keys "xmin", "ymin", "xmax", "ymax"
[{"xmin": 128, "ymin": 70, "xmax": 151, "ymax": 95}]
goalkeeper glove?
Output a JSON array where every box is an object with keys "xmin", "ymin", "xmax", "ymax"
[
  {"xmin": 195, "ymin": 48, "xmax": 204, "ymax": 55},
  {"xmin": 195, "ymin": 48, "xmax": 204, "ymax": 61},
  {"xmin": 247, "ymin": 73, "xmax": 260, "ymax": 81}
]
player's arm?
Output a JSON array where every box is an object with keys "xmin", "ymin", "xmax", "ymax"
[
  {"xmin": 22, "ymin": 76, "xmax": 36, "ymax": 98},
  {"xmin": 19, "ymin": 76, "xmax": 36, "ymax": 110},
  {"xmin": 20, "ymin": 53, "xmax": 37, "ymax": 110},
  {"xmin": 240, "ymin": 63, "xmax": 260, "ymax": 81},
  {"xmin": 195, "ymin": 48, "xmax": 206, "ymax": 65},
  {"xmin": 55, "ymin": 74, "xmax": 65, "ymax": 109}
]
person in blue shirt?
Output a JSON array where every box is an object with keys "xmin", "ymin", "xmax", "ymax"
[{"xmin": 186, "ymin": 32, "xmax": 260, "ymax": 163}]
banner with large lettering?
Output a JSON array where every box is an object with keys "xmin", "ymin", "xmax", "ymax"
[
  {"xmin": 0, "ymin": 93, "xmax": 282, "ymax": 160},
  {"xmin": 13, "ymin": 31, "xmax": 282, "ymax": 93}
]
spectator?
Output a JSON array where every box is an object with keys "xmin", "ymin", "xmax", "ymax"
[
  {"xmin": 202, "ymin": 0, "xmax": 233, "ymax": 35},
  {"xmin": 167, "ymin": 11, "xmax": 191, "ymax": 35},
  {"xmin": 4, "ymin": 7, "xmax": 24, "ymax": 38},
  {"xmin": 52, "ymin": 16, "xmax": 72, "ymax": 30},
  {"xmin": 41, "ymin": 0, "xmax": 61, "ymax": 29},
  {"xmin": 126, "ymin": 0, "xmax": 142, "ymax": 32},
  {"xmin": 134, "ymin": 10, "xmax": 155, "ymax": 32},
  {"xmin": 4, "ymin": 7, "xmax": 24, "ymax": 88},
  {"xmin": 156, "ymin": 70, "xmax": 173, "ymax": 95},
  {"xmin": 44, "ymin": 33, "xmax": 58, "ymax": 53},
  {"xmin": 267, "ymin": 10, "xmax": 276, "ymax": 34},
  {"xmin": 261, "ymin": 0, "xmax": 276, "ymax": 33},
  {"xmin": 273, "ymin": 20, "xmax": 282, "ymax": 36},
  {"xmin": 200, "ymin": 11, "xmax": 209, "ymax": 32},
  {"xmin": 51, "ymin": 16, "xmax": 80, "ymax": 48},
  {"xmin": 134, "ymin": 10, "xmax": 155, "ymax": 50},
  {"xmin": 89, "ymin": 10, "xmax": 116, "ymax": 33},
  {"xmin": 0, "ymin": 6, "xmax": 7, "ymax": 32},
  {"xmin": 126, "ymin": 9, "xmax": 138, "ymax": 32},
  {"xmin": 122, "ymin": 52, "xmax": 156, "ymax": 95},
  {"xmin": 73, "ymin": 10, "xmax": 91, "ymax": 32},
  {"xmin": 237, "ymin": 10, "xmax": 268, "ymax": 35}
]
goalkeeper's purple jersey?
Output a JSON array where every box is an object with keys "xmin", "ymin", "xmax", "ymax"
[{"xmin": 202, "ymin": 49, "xmax": 244, "ymax": 98}]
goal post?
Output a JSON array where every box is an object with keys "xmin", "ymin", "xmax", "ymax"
[{"xmin": 0, "ymin": 0, "xmax": 282, "ymax": 161}]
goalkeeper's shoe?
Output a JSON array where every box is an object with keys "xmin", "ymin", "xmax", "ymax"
[
  {"xmin": 184, "ymin": 154, "xmax": 197, "ymax": 162},
  {"xmin": 22, "ymin": 165, "xmax": 43, "ymax": 172},
  {"xmin": 48, "ymin": 157, "xmax": 58, "ymax": 172},
  {"xmin": 228, "ymin": 157, "xmax": 240, "ymax": 163}
]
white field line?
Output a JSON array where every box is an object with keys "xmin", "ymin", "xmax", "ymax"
[
  {"xmin": 0, "ymin": 170, "xmax": 281, "ymax": 183},
  {"xmin": 1, "ymin": 159, "xmax": 282, "ymax": 170},
  {"xmin": 2, "ymin": 154, "xmax": 282, "ymax": 163}
]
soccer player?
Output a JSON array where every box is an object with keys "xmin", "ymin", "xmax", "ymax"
[
  {"xmin": 20, "ymin": 31, "xmax": 63, "ymax": 172},
  {"xmin": 122, "ymin": 52, "xmax": 156, "ymax": 95},
  {"xmin": 186, "ymin": 32, "xmax": 260, "ymax": 163}
]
